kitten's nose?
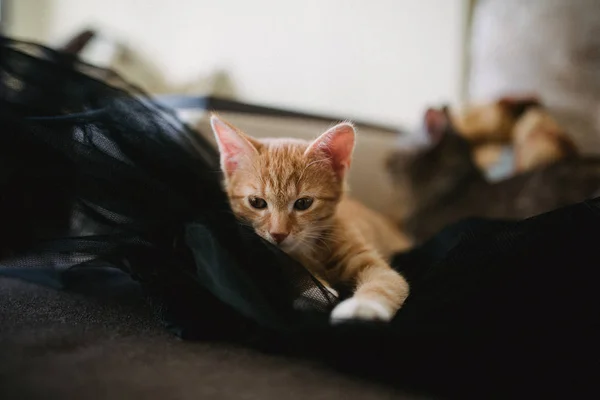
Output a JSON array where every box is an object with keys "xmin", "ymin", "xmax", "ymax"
[{"xmin": 270, "ymin": 232, "xmax": 289, "ymax": 244}]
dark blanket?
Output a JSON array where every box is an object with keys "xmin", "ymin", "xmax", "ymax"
[{"xmin": 1, "ymin": 37, "xmax": 600, "ymax": 399}]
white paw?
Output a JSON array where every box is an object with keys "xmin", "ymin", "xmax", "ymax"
[{"xmin": 330, "ymin": 298, "xmax": 393, "ymax": 324}]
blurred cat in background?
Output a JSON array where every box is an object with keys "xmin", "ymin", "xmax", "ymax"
[
  {"xmin": 386, "ymin": 107, "xmax": 600, "ymax": 243},
  {"xmin": 450, "ymin": 95, "xmax": 541, "ymax": 142},
  {"xmin": 210, "ymin": 114, "xmax": 410, "ymax": 323},
  {"xmin": 450, "ymin": 95, "xmax": 578, "ymax": 174},
  {"xmin": 449, "ymin": 95, "xmax": 541, "ymax": 171}
]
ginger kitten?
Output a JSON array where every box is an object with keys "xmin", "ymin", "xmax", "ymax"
[{"xmin": 209, "ymin": 114, "xmax": 410, "ymax": 323}]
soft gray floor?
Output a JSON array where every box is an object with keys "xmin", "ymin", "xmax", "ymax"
[{"xmin": 0, "ymin": 276, "xmax": 423, "ymax": 400}]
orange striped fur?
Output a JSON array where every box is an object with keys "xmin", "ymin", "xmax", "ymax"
[{"xmin": 210, "ymin": 114, "xmax": 410, "ymax": 323}]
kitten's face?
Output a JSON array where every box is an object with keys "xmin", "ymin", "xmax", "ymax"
[{"xmin": 210, "ymin": 115, "xmax": 355, "ymax": 252}]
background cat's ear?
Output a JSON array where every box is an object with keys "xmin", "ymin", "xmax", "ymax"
[
  {"xmin": 305, "ymin": 122, "xmax": 356, "ymax": 179},
  {"xmin": 423, "ymin": 107, "xmax": 448, "ymax": 144},
  {"xmin": 210, "ymin": 114, "xmax": 260, "ymax": 176}
]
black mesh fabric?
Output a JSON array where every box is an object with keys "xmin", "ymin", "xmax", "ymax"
[
  {"xmin": 1, "ymin": 37, "xmax": 600, "ymax": 398},
  {"xmin": 0, "ymin": 37, "xmax": 338, "ymax": 332}
]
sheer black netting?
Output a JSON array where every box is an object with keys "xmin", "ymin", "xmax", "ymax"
[
  {"xmin": 0, "ymin": 37, "xmax": 337, "ymax": 332},
  {"xmin": 1, "ymin": 37, "xmax": 599, "ymax": 398}
]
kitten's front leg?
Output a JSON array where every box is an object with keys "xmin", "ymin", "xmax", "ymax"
[{"xmin": 329, "ymin": 247, "xmax": 409, "ymax": 323}]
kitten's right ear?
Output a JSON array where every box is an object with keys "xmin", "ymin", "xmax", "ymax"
[
  {"xmin": 210, "ymin": 114, "xmax": 260, "ymax": 176},
  {"xmin": 305, "ymin": 122, "xmax": 356, "ymax": 180}
]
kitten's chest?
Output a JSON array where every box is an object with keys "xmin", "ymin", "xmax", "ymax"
[
  {"xmin": 290, "ymin": 246, "xmax": 333, "ymax": 275},
  {"xmin": 291, "ymin": 248, "xmax": 353, "ymax": 295}
]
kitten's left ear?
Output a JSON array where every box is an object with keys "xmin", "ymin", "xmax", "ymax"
[{"xmin": 305, "ymin": 122, "xmax": 356, "ymax": 179}]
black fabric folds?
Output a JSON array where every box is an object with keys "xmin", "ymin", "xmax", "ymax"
[
  {"xmin": 1, "ymin": 37, "xmax": 599, "ymax": 399},
  {"xmin": 0, "ymin": 37, "xmax": 337, "ymax": 332}
]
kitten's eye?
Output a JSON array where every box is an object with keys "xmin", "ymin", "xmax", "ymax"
[
  {"xmin": 294, "ymin": 197, "xmax": 314, "ymax": 211},
  {"xmin": 249, "ymin": 197, "xmax": 267, "ymax": 209}
]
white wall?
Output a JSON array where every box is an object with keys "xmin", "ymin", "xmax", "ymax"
[{"xmin": 7, "ymin": 0, "xmax": 467, "ymax": 128}]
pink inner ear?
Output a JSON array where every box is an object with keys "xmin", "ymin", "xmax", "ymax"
[
  {"xmin": 219, "ymin": 138, "xmax": 246, "ymax": 173},
  {"xmin": 210, "ymin": 116, "xmax": 257, "ymax": 175},
  {"xmin": 306, "ymin": 123, "xmax": 355, "ymax": 178}
]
